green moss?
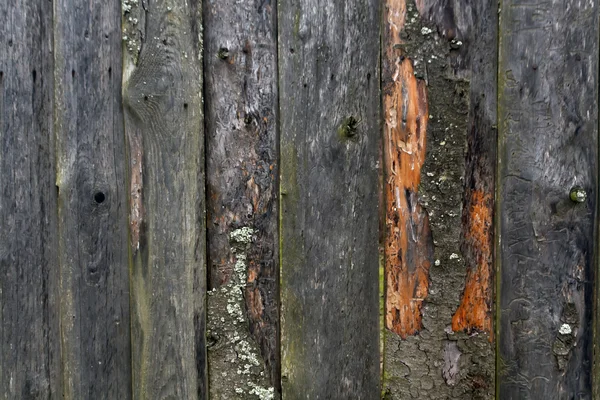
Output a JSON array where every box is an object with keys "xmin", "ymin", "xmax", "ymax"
[
  {"xmin": 293, "ymin": 10, "xmax": 301, "ymax": 38},
  {"xmin": 337, "ymin": 116, "xmax": 360, "ymax": 140}
]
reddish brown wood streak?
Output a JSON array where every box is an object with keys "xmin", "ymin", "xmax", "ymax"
[
  {"xmin": 452, "ymin": 189, "xmax": 493, "ymax": 339},
  {"xmin": 383, "ymin": 54, "xmax": 433, "ymax": 338},
  {"xmin": 128, "ymin": 131, "xmax": 143, "ymax": 253}
]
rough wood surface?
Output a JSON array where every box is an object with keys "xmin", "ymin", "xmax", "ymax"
[
  {"xmin": 53, "ymin": 0, "xmax": 131, "ymax": 398},
  {"xmin": 0, "ymin": 1, "xmax": 61, "ymax": 398},
  {"xmin": 203, "ymin": 0, "xmax": 279, "ymax": 397},
  {"xmin": 498, "ymin": 0, "xmax": 598, "ymax": 397},
  {"xmin": 122, "ymin": 0, "xmax": 207, "ymax": 398},
  {"xmin": 279, "ymin": 0, "xmax": 381, "ymax": 397},
  {"xmin": 382, "ymin": 0, "xmax": 497, "ymax": 398}
]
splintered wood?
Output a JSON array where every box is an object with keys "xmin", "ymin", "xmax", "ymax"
[{"xmin": 384, "ymin": 57, "xmax": 433, "ymax": 338}]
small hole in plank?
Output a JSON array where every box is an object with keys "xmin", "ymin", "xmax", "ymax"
[
  {"xmin": 108, "ymin": 67, "xmax": 112, "ymax": 78},
  {"xmin": 367, "ymin": 73, "xmax": 371, "ymax": 80},
  {"xmin": 105, "ymin": 33, "xmax": 109, "ymax": 39},
  {"xmin": 8, "ymin": 39, "xmax": 13, "ymax": 47},
  {"xmin": 0, "ymin": 71, "xmax": 3, "ymax": 81},
  {"xmin": 94, "ymin": 192, "xmax": 106, "ymax": 204},
  {"xmin": 289, "ymin": 48, "xmax": 295, "ymax": 54},
  {"xmin": 84, "ymin": 30, "xmax": 90, "ymax": 39},
  {"xmin": 72, "ymin": 70, "xmax": 76, "ymax": 79},
  {"xmin": 183, "ymin": 103, "xmax": 188, "ymax": 109},
  {"xmin": 32, "ymin": 70, "xmax": 36, "ymax": 83},
  {"xmin": 144, "ymin": 95, "xmax": 149, "ymax": 101}
]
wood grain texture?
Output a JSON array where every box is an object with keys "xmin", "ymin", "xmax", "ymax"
[
  {"xmin": 203, "ymin": 0, "xmax": 279, "ymax": 396},
  {"xmin": 498, "ymin": 0, "xmax": 598, "ymax": 397},
  {"xmin": 53, "ymin": 0, "xmax": 131, "ymax": 398},
  {"xmin": 279, "ymin": 0, "xmax": 381, "ymax": 397},
  {"xmin": 382, "ymin": 0, "xmax": 497, "ymax": 398},
  {"xmin": 122, "ymin": 0, "xmax": 207, "ymax": 398},
  {"xmin": 0, "ymin": 0, "xmax": 61, "ymax": 398}
]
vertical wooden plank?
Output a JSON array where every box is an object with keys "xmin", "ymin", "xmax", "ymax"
[
  {"xmin": 122, "ymin": 0, "xmax": 206, "ymax": 398},
  {"xmin": 0, "ymin": 0, "xmax": 60, "ymax": 398},
  {"xmin": 498, "ymin": 0, "xmax": 598, "ymax": 397},
  {"xmin": 382, "ymin": 0, "xmax": 498, "ymax": 398},
  {"xmin": 279, "ymin": 1, "xmax": 381, "ymax": 397},
  {"xmin": 203, "ymin": 0, "xmax": 279, "ymax": 397},
  {"xmin": 54, "ymin": 0, "xmax": 131, "ymax": 398}
]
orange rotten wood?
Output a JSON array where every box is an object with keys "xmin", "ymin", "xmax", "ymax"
[
  {"xmin": 451, "ymin": 189, "xmax": 493, "ymax": 338},
  {"xmin": 384, "ymin": 56, "xmax": 433, "ymax": 338}
]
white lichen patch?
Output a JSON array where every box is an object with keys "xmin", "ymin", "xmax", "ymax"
[
  {"xmin": 248, "ymin": 382, "xmax": 275, "ymax": 400},
  {"xmin": 230, "ymin": 227, "xmax": 255, "ymax": 244},
  {"xmin": 421, "ymin": 27, "xmax": 433, "ymax": 35},
  {"xmin": 121, "ymin": 0, "xmax": 142, "ymax": 63},
  {"xmin": 559, "ymin": 323, "xmax": 572, "ymax": 335},
  {"xmin": 207, "ymin": 227, "xmax": 274, "ymax": 399}
]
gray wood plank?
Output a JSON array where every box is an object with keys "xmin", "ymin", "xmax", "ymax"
[
  {"xmin": 278, "ymin": 1, "xmax": 381, "ymax": 397},
  {"xmin": 0, "ymin": 0, "xmax": 61, "ymax": 398},
  {"xmin": 122, "ymin": 0, "xmax": 207, "ymax": 398},
  {"xmin": 498, "ymin": 0, "xmax": 598, "ymax": 397},
  {"xmin": 53, "ymin": 0, "xmax": 131, "ymax": 398},
  {"xmin": 203, "ymin": 0, "xmax": 279, "ymax": 397}
]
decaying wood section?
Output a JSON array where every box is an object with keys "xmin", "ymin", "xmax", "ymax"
[
  {"xmin": 498, "ymin": 0, "xmax": 598, "ymax": 397},
  {"xmin": 54, "ymin": 0, "xmax": 131, "ymax": 397},
  {"xmin": 383, "ymin": 56, "xmax": 433, "ymax": 338},
  {"xmin": 382, "ymin": 0, "xmax": 497, "ymax": 398},
  {"xmin": 122, "ymin": 0, "xmax": 207, "ymax": 397},
  {"xmin": 203, "ymin": 0, "xmax": 279, "ymax": 397},
  {"xmin": 0, "ymin": 0, "xmax": 61, "ymax": 397},
  {"xmin": 279, "ymin": 0, "xmax": 381, "ymax": 397}
]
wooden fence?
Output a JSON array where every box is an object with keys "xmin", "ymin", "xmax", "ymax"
[{"xmin": 1, "ymin": 0, "xmax": 598, "ymax": 398}]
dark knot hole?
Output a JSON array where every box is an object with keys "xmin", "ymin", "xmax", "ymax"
[{"xmin": 94, "ymin": 192, "xmax": 106, "ymax": 204}]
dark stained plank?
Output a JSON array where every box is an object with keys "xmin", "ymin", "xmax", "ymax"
[
  {"xmin": 498, "ymin": 0, "xmax": 598, "ymax": 397},
  {"xmin": 0, "ymin": 0, "xmax": 61, "ymax": 398},
  {"xmin": 122, "ymin": 0, "xmax": 207, "ymax": 398},
  {"xmin": 53, "ymin": 0, "xmax": 131, "ymax": 397},
  {"xmin": 278, "ymin": 0, "xmax": 381, "ymax": 397},
  {"xmin": 382, "ymin": 0, "xmax": 497, "ymax": 398},
  {"xmin": 203, "ymin": 0, "xmax": 279, "ymax": 397}
]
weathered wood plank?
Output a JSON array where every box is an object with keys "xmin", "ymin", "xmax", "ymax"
[
  {"xmin": 53, "ymin": 0, "xmax": 131, "ymax": 397},
  {"xmin": 498, "ymin": 0, "xmax": 598, "ymax": 397},
  {"xmin": 382, "ymin": 0, "xmax": 497, "ymax": 398},
  {"xmin": 122, "ymin": 0, "xmax": 207, "ymax": 398},
  {"xmin": 203, "ymin": 0, "xmax": 279, "ymax": 397},
  {"xmin": 279, "ymin": 1, "xmax": 381, "ymax": 397},
  {"xmin": 0, "ymin": 1, "xmax": 61, "ymax": 398}
]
